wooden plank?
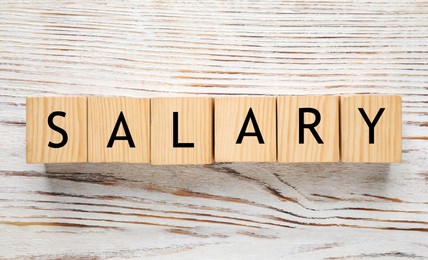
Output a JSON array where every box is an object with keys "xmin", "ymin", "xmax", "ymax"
[{"xmin": 0, "ymin": 0, "xmax": 427, "ymax": 258}]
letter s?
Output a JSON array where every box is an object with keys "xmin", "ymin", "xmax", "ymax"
[{"xmin": 47, "ymin": 111, "xmax": 68, "ymax": 148}]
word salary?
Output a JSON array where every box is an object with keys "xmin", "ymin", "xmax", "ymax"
[{"xmin": 26, "ymin": 96, "xmax": 402, "ymax": 164}]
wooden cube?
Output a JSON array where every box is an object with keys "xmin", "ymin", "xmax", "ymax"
[
  {"xmin": 88, "ymin": 97, "xmax": 150, "ymax": 163},
  {"xmin": 277, "ymin": 96, "xmax": 340, "ymax": 162},
  {"xmin": 26, "ymin": 97, "xmax": 87, "ymax": 163},
  {"xmin": 215, "ymin": 97, "xmax": 276, "ymax": 162},
  {"xmin": 340, "ymin": 95, "xmax": 402, "ymax": 162},
  {"xmin": 151, "ymin": 97, "xmax": 213, "ymax": 165}
]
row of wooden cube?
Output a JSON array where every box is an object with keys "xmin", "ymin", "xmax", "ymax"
[{"xmin": 26, "ymin": 96, "xmax": 402, "ymax": 164}]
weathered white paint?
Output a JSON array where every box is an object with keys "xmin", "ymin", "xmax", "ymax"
[{"xmin": 0, "ymin": 0, "xmax": 427, "ymax": 258}]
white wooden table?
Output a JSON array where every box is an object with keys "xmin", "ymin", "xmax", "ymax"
[{"xmin": 1, "ymin": 0, "xmax": 427, "ymax": 258}]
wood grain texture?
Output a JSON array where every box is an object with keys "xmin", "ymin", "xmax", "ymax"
[
  {"xmin": 215, "ymin": 97, "xmax": 276, "ymax": 162},
  {"xmin": 88, "ymin": 97, "xmax": 150, "ymax": 163},
  {"xmin": 151, "ymin": 97, "xmax": 213, "ymax": 165},
  {"xmin": 277, "ymin": 96, "xmax": 340, "ymax": 162},
  {"xmin": 340, "ymin": 95, "xmax": 402, "ymax": 162},
  {"xmin": 1, "ymin": 0, "xmax": 427, "ymax": 258},
  {"xmin": 26, "ymin": 97, "xmax": 87, "ymax": 163}
]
